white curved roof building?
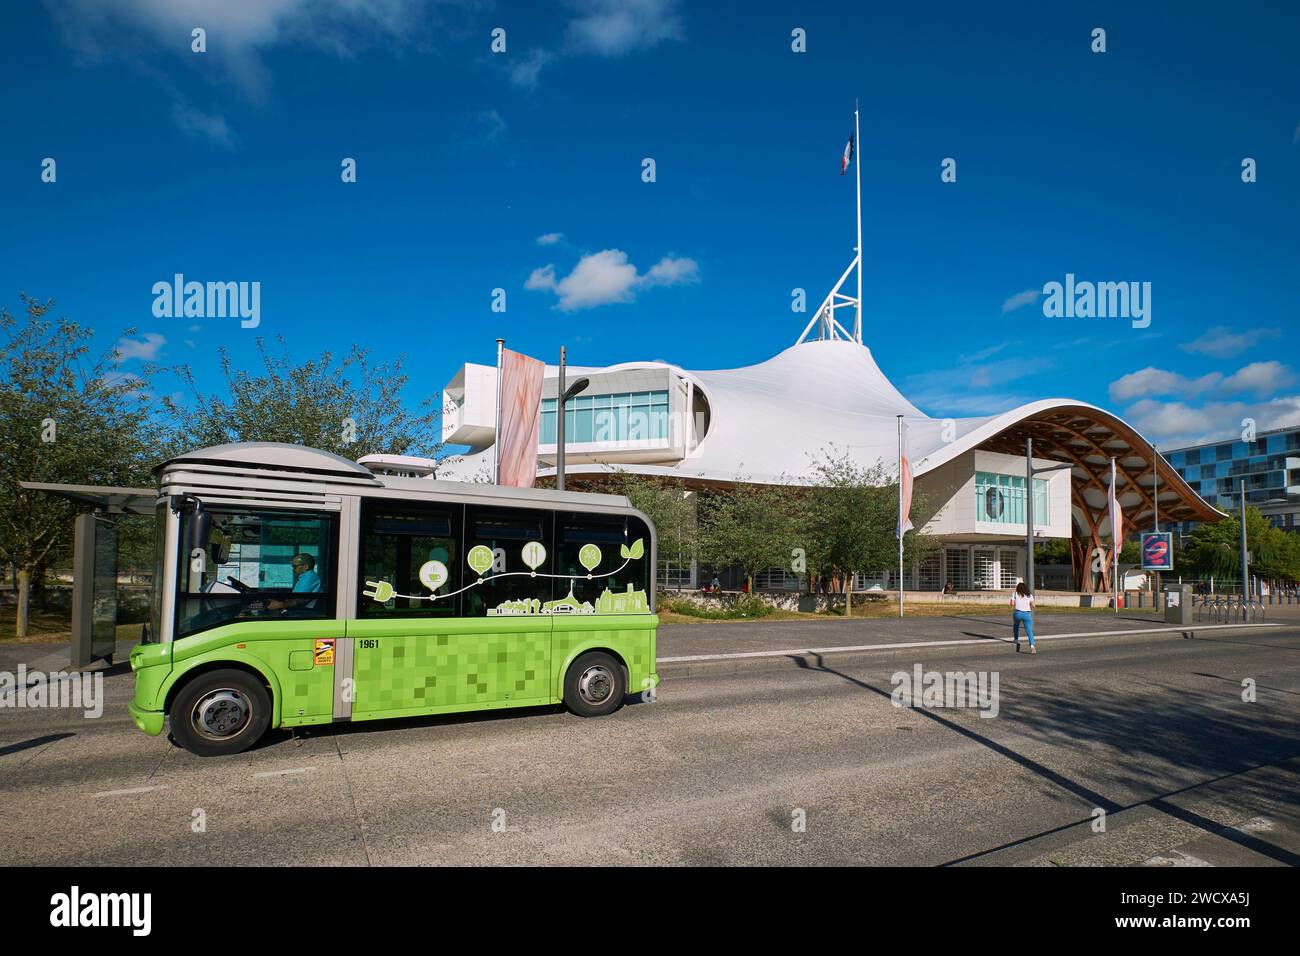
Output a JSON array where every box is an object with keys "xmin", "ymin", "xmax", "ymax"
[{"xmin": 364, "ymin": 335, "xmax": 1220, "ymax": 593}]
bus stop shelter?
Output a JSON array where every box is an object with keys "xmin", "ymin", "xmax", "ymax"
[{"xmin": 19, "ymin": 481, "xmax": 155, "ymax": 668}]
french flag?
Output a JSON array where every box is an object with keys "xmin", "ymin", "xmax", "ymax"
[{"xmin": 841, "ymin": 131, "xmax": 854, "ymax": 175}]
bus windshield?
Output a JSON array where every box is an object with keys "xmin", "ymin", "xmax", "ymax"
[{"xmin": 175, "ymin": 505, "xmax": 336, "ymax": 638}]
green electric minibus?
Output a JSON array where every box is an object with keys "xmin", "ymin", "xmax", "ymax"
[{"xmin": 127, "ymin": 442, "xmax": 660, "ymax": 756}]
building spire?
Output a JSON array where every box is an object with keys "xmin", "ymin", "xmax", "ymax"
[{"xmin": 796, "ymin": 102, "xmax": 864, "ymax": 346}]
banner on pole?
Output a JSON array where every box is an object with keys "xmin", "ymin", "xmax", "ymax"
[
  {"xmin": 897, "ymin": 423, "xmax": 913, "ymax": 538},
  {"xmin": 496, "ymin": 347, "xmax": 544, "ymax": 488}
]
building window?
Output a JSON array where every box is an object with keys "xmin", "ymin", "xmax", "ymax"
[
  {"xmin": 916, "ymin": 552, "xmax": 941, "ymax": 591},
  {"xmin": 944, "ymin": 549, "xmax": 970, "ymax": 590},
  {"xmin": 540, "ymin": 390, "xmax": 670, "ymax": 445},
  {"xmin": 752, "ymin": 567, "xmax": 801, "ymax": 590},
  {"xmin": 975, "ymin": 472, "xmax": 1048, "ymax": 525},
  {"xmin": 660, "ymin": 560, "xmax": 694, "ymax": 589},
  {"xmin": 998, "ymin": 549, "xmax": 1020, "ymax": 588}
]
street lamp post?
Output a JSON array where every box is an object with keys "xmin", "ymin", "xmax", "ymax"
[
  {"xmin": 1239, "ymin": 479, "xmax": 1249, "ymax": 621},
  {"xmin": 555, "ymin": 345, "xmax": 589, "ymax": 492},
  {"xmin": 1025, "ymin": 437, "xmax": 1074, "ymax": 593}
]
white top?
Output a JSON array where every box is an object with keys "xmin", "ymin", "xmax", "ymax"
[{"xmin": 1012, "ymin": 593, "xmax": 1035, "ymax": 612}]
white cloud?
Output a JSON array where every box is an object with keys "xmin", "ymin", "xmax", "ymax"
[
  {"xmin": 1220, "ymin": 360, "xmax": 1295, "ymax": 396},
  {"xmin": 1123, "ymin": 395, "xmax": 1300, "ymax": 448},
  {"xmin": 536, "ymin": 232, "xmax": 564, "ymax": 246},
  {"xmin": 1000, "ymin": 289, "xmax": 1039, "ymax": 314},
  {"xmin": 45, "ymin": 0, "xmax": 450, "ymax": 142},
  {"xmin": 509, "ymin": 49, "xmax": 556, "ymax": 89},
  {"xmin": 643, "ymin": 255, "xmax": 699, "ymax": 286},
  {"xmin": 1180, "ymin": 325, "xmax": 1280, "ymax": 358},
  {"xmin": 495, "ymin": 0, "xmax": 682, "ymax": 91},
  {"xmin": 563, "ymin": 0, "xmax": 683, "ymax": 56},
  {"xmin": 171, "ymin": 97, "xmax": 233, "ymax": 148},
  {"xmin": 1109, "ymin": 367, "xmax": 1223, "ymax": 403},
  {"xmin": 1109, "ymin": 360, "xmax": 1295, "ymax": 404},
  {"xmin": 113, "ymin": 333, "xmax": 166, "ymax": 363},
  {"xmin": 526, "ymin": 248, "xmax": 699, "ymax": 311},
  {"xmin": 524, "ymin": 264, "xmax": 558, "ymax": 292},
  {"xmin": 1111, "ymin": 359, "xmax": 1300, "ymax": 446}
]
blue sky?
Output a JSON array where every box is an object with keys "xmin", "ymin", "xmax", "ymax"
[{"xmin": 2, "ymin": 0, "xmax": 1297, "ymax": 450}]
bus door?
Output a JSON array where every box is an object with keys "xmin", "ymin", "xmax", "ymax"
[{"xmin": 349, "ymin": 503, "xmax": 556, "ymax": 716}]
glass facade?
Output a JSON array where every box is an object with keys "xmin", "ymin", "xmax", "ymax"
[
  {"xmin": 975, "ymin": 472, "xmax": 1049, "ymax": 525},
  {"xmin": 540, "ymin": 390, "xmax": 670, "ymax": 445},
  {"xmin": 1166, "ymin": 426, "xmax": 1300, "ymax": 510}
]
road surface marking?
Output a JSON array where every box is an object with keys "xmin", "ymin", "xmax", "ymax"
[
  {"xmin": 93, "ymin": 785, "xmax": 168, "ymax": 798},
  {"xmin": 657, "ymin": 623, "xmax": 1285, "ymax": 663}
]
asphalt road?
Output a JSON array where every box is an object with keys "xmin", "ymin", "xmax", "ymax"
[{"xmin": 2, "ymin": 611, "xmax": 1298, "ymax": 866}]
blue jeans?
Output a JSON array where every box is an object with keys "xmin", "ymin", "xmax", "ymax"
[{"xmin": 1013, "ymin": 610, "xmax": 1035, "ymax": 646}]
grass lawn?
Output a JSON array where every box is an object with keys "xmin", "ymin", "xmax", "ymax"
[
  {"xmin": 656, "ymin": 597, "xmax": 1159, "ymax": 625},
  {"xmin": 0, "ymin": 607, "xmax": 144, "ymax": 644}
]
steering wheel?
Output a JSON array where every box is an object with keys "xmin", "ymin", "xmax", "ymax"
[{"xmin": 225, "ymin": 576, "xmax": 252, "ymax": 593}]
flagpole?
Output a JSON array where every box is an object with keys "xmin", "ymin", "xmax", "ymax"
[
  {"xmin": 1111, "ymin": 457, "xmax": 1119, "ymax": 614},
  {"xmin": 898, "ymin": 414, "xmax": 904, "ymax": 619},
  {"xmin": 854, "ymin": 100, "xmax": 863, "ymax": 344},
  {"xmin": 494, "ymin": 337, "xmax": 504, "ymax": 485}
]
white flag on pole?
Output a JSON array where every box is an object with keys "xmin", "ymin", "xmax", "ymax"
[{"xmin": 898, "ymin": 421, "xmax": 914, "ymax": 538}]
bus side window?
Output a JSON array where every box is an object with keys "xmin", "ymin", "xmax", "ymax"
[
  {"xmin": 556, "ymin": 513, "xmax": 652, "ymax": 613},
  {"xmin": 463, "ymin": 506, "xmax": 553, "ymax": 617},
  {"xmin": 357, "ymin": 502, "xmax": 463, "ymax": 618}
]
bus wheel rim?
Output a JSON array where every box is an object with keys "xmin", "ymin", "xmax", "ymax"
[
  {"xmin": 578, "ymin": 665, "xmax": 614, "ymax": 705},
  {"xmin": 193, "ymin": 689, "xmax": 250, "ymax": 740}
]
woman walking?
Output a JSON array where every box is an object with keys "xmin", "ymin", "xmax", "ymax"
[{"xmin": 1011, "ymin": 581, "xmax": 1036, "ymax": 654}]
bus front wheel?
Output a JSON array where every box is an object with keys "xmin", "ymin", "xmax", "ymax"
[
  {"xmin": 169, "ymin": 669, "xmax": 272, "ymax": 757},
  {"xmin": 564, "ymin": 652, "xmax": 626, "ymax": 718}
]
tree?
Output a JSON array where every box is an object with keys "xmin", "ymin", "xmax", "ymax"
[
  {"xmin": 800, "ymin": 449, "xmax": 940, "ymax": 613},
  {"xmin": 163, "ymin": 336, "xmax": 449, "ymax": 464},
  {"xmin": 696, "ymin": 481, "xmax": 800, "ymax": 593},
  {"xmin": 1184, "ymin": 508, "xmax": 1300, "ymax": 586},
  {"xmin": 579, "ymin": 471, "xmax": 696, "ymax": 573},
  {"xmin": 0, "ymin": 295, "xmax": 162, "ymax": 637}
]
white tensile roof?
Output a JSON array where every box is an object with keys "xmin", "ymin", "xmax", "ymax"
[{"xmin": 430, "ymin": 339, "xmax": 1222, "ymax": 524}]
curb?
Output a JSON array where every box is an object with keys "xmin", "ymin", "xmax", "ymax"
[{"xmin": 656, "ymin": 622, "xmax": 1288, "ymax": 678}]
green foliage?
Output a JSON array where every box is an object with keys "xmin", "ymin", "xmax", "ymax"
[
  {"xmin": 659, "ymin": 594, "xmax": 774, "ymax": 619},
  {"xmin": 162, "ymin": 335, "xmax": 445, "ymax": 461},
  {"xmin": 1184, "ymin": 508, "xmax": 1300, "ymax": 582},
  {"xmin": 695, "ymin": 481, "xmax": 800, "ymax": 586},
  {"xmin": 0, "ymin": 295, "xmax": 165, "ymax": 634},
  {"xmin": 582, "ymin": 471, "xmax": 695, "ymax": 568},
  {"xmin": 799, "ymin": 449, "xmax": 941, "ymax": 585}
]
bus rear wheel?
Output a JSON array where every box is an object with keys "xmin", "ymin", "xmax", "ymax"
[
  {"xmin": 170, "ymin": 669, "xmax": 271, "ymax": 757},
  {"xmin": 564, "ymin": 652, "xmax": 626, "ymax": 718}
]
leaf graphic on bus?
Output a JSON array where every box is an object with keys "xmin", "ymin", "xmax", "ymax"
[{"xmin": 619, "ymin": 538, "xmax": 645, "ymax": 561}]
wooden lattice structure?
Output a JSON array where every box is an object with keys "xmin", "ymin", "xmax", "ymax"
[{"xmin": 977, "ymin": 405, "xmax": 1226, "ymax": 592}]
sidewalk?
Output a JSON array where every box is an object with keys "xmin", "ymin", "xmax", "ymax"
[{"xmin": 656, "ymin": 611, "xmax": 1292, "ymax": 676}]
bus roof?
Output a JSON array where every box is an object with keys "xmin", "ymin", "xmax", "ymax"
[{"xmin": 158, "ymin": 442, "xmax": 635, "ymax": 511}]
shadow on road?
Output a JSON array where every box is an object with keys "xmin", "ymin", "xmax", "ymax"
[
  {"xmin": 795, "ymin": 652, "xmax": 1300, "ymax": 866},
  {"xmin": 0, "ymin": 733, "xmax": 74, "ymax": 758}
]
